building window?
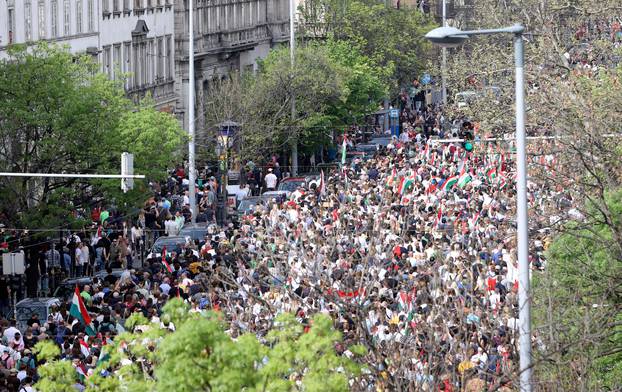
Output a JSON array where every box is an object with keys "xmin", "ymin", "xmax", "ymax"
[
  {"xmin": 103, "ymin": 46, "xmax": 112, "ymax": 77},
  {"xmin": 76, "ymin": 0, "xmax": 83, "ymax": 33},
  {"xmin": 134, "ymin": 0, "xmax": 142, "ymax": 9},
  {"xmin": 124, "ymin": 42, "xmax": 131, "ymax": 88},
  {"xmin": 63, "ymin": 0, "xmax": 70, "ymax": 36},
  {"xmin": 141, "ymin": 42, "xmax": 147, "ymax": 85},
  {"xmin": 124, "ymin": 0, "xmax": 130, "ymax": 11},
  {"xmin": 113, "ymin": 0, "xmax": 120, "ymax": 13},
  {"xmin": 103, "ymin": 0, "xmax": 109, "ymax": 13},
  {"xmin": 38, "ymin": 1, "xmax": 46, "ymax": 39},
  {"xmin": 88, "ymin": 0, "xmax": 94, "ymax": 31},
  {"xmin": 7, "ymin": 5, "xmax": 15, "ymax": 44},
  {"xmin": 165, "ymin": 35, "xmax": 171, "ymax": 80},
  {"xmin": 24, "ymin": 1, "xmax": 32, "ymax": 41},
  {"xmin": 133, "ymin": 42, "xmax": 140, "ymax": 87},
  {"xmin": 113, "ymin": 44, "xmax": 121, "ymax": 79},
  {"xmin": 157, "ymin": 37, "xmax": 163, "ymax": 79},
  {"xmin": 51, "ymin": 0, "xmax": 58, "ymax": 37}
]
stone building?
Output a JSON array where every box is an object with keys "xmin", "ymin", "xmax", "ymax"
[
  {"xmin": 0, "ymin": 0, "xmax": 291, "ymax": 117},
  {"xmin": 174, "ymin": 0, "xmax": 290, "ymax": 130}
]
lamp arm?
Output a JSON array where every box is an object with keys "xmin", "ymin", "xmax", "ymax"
[{"xmin": 460, "ymin": 24, "xmax": 524, "ymax": 37}]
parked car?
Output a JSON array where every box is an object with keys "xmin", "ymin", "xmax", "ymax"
[
  {"xmin": 14, "ymin": 297, "xmax": 61, "ymax": 331},
  {"xmin": 236, "ymin": 194, "xmax": 282, "ymax": 221},
  {"xmin": 179, "ymin": 223, "xmax": 217, "ymax": 246},
  {"xmin": 146, "ymin": 236, "xmax": 198, "ymax": 260},
  {"xmin": 53, "ymin": 269, "xmax": 125, "ymax": 300},
  {"xmin": 368, "ymin": 135, "xmax": 392, "ymax": 148},
  {"xmin": 277, "ymin": 177, "xmax": 308, "ymax": 193}
]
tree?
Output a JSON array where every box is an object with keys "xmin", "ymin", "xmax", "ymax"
[
  {"xmin": 298, "ymin": 0, "xmax": 436, "ymax": 90},
  {"xmin": 533, "ymin": 188, "xmax": 622, "ymax": 391},
  {"xmin": 435, "ymin": 1, "xmax": 622, "ymax": 389},
  {"xmin": 199, "ymin": 41, "xmax": 386, "ymax": 165},
  {"xmin": 33, "ymin": 299, "xmax": 363, "ymax": 392},
  {"xmin": 0, "ymin": 44, "xmax": 186, "ymax": 228}
]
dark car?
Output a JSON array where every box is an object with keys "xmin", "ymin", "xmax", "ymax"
[
  {"xmin": 53, "ymin": 269, "xmax": 125, "ymax": 299},
  {"xmin": 236, "ymin": 195, "xmax": 281, "ymax": 221},
  {"xmin": 277, "ymin": 177, "xmax": 308, "ymax": 193},
  {"xmin": 147, "ymin": 236, "xmax": 197, "ymax": 260},
  {"xmin": 369, "ymin": 135, "xmax": 392, "ymax": 147},
  {"xmin": 179, "ymin": 223, "xmax": 216, "ymax": 246},
  {"xmin": 14, "ymin": 297, "xmax": 61, "ymax": 331}
]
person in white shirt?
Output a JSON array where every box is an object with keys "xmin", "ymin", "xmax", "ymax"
[
  {"xmin": 77, "ymin": 243, "xmax": 89, "ymax": 277},
  {"xmin": 264, "ymin": 169, "xmax": 278, "ymax": 191},
  {"xmin": 2, "ymin": 320, "xmax": 19, "ymax": 342},
  {"xmin": 74, "ymin": 244, "xmax": 83, "ymax": 277},
  {"xmin": 165, "ymin": 216, "xmax": 179, "ymax": 236}
]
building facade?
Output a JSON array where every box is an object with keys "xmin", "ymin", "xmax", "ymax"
[
  {"xmin": 1, "ymin": 0, "xmax": 290, "ymax": 118},
  {"xmin": 175, "ymin": 0, "xmax": 290, "ymax": 130},
  {"xmin": 0, "ymin": 0, "xmax": 176, "ymax": 110}
]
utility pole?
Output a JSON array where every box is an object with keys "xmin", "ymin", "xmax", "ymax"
[
  {"xmin": 188, "ymin": 0, "xmax": 197, "ymax": 223},
  {"xmin": 441, "ymin": 0, "xmax": 447, "ymax": 105},
  {"xmin": 289, "ymin": 0, "xmax": 298, "ymax": 176}
]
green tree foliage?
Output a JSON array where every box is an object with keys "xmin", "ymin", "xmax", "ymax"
[
  {"xmin": 0, "ymin": 44, "xmax": 186, "ymax": 226},
  {"xmin": 34, "ymin": 299, "xmax": 362, "ymax": 392},
  {"xmin": 201, "ymin": 41, "xmax": 386, "ymax": 161},
  {"xmin": 298, "ymin": 0, "xmax": 435, "ymax": 90},
  {"xmin": 533, "ymin": 188, "xmax": 622, "ymax": 391}
]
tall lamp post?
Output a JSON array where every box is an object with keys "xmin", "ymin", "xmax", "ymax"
[
  {"xmin": 425, "ymin": 25, "xmax": 532, "ymax": 392},
  {"xmin": 217, "ymin": 121, "xmax": 238, "ymax": 226}
]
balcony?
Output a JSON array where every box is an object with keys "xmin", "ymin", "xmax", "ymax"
[
  {"xmin": 175, "ymin": 24, "xmax": 277, "ymax": 59},
  {"xmin": 127, "ymin": 78, "xmax": 176, "ymax": 105}
]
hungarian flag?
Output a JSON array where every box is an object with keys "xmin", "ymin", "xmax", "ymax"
[
  {"xmin": 318, "ymin": 170, "xmax": 326, "ymax": 197},
  {"xmin": 161, "ymin": 246, "xmax": 173, "ymax": 273},
  {"xmin": 458, "ymin": 172, "xmax": 472, "ymax": 188},
  {"xmin": 398, "ymin": 291, "xmax": 412, "ymax": 312},
  {"xmin": 442, "ymin": 175, "xmax": 459, "ymax": 191},
  {"xmin": 399, "ymin": 177, "xmax": 414, "ymax": 195},
  {"xmin": 469, "ymin": 212, "xmax": 480, "ymax": 229},
  {"xmin": 486, "ymin": 166, "xmax": 497, "ymax": 181},
  {"xmin": 386, "ymin": 167, "xmax": 397, "ymax": 187},
  {"xmin": 79, "ymin": 339, "xmax": 91, "ymax": 358},
  {"xmin": 434, "ymin": 205, "xmax": 443, "ymax": 227},
  {"xmin": 70, "ymin": 286, "xmax": 96, "ymax": 336}
]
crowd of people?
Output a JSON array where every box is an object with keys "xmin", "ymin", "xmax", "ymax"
[{"xmin": 0, "ymin": 100, "xmax": 567, "ymax": 391}]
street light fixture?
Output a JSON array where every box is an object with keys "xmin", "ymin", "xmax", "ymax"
[{"xmin": 425, "ymin": 24, "xmax": 533, "ymax": 392}]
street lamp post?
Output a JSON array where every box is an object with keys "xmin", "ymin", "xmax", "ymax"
[
  {"xmin": 188, "ymin": 0, "xmax": 197, "ymax": 223},
  {"xmin": 217, "ymin": 121, "xmax": 238, "ymax": 226},
  {"xmin": 425, "ymin": 24, "xmax": 532, "ymax": 392}
]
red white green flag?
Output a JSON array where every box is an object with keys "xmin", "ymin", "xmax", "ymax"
[
  {"xmin": 442, "ymin": 175, "xmax": 459, "ymax": 191},
  {"xmin": 161, "ymin": 246, "xmax": 173, "ymax": 273},
  {"xmin": 70, "ymin": 286, "xmax": 96, "ymax": 336}
]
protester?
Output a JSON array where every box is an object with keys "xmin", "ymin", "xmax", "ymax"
[{"xmin": 0, "ymin": 100, "xmax": 563, "ymax": 391}]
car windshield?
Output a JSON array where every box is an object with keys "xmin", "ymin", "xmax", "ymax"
[
  {"xmin": 369, "ymin": 137, "xmax": 391, "ymax": 146},
  {"xmin": 179, "ymin": 227, "xmax": 208, "ymax": 241},
  {"xmin": 16, "ymin": 306, "xmax": 46, "ymax": 324},
  {"xmin": 355, "ymin": 145, "xmax": 377, "ymax": 152},
  {"xmin": 278, "ymin": 180, "xmax": 305, "ymax": 192},
  {"xmin": 238, "ymin": 199, "xmax": 266, "ymax": 214},
  {"xmin": 152, "ymin": 239, "xmax": 185, "ymax": 254},
  {"xmin": 54, "ymin": 285, "xmax": 75, "ymax": 299}
]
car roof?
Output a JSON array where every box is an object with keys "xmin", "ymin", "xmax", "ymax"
[
  {"xmin": 155, "ymin": 236, "xmax": 187, "ymax": 242},
  {"xmin": 60, "ymin": 277, "xmax": 92, "ymax": 285},
  {"xmin": 16, "ymin": 297, "xmax": 61, "ymax": 306},
  {"xmin": 180, "ymin": 223, "xmax": 212, "ymax": 229}
]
